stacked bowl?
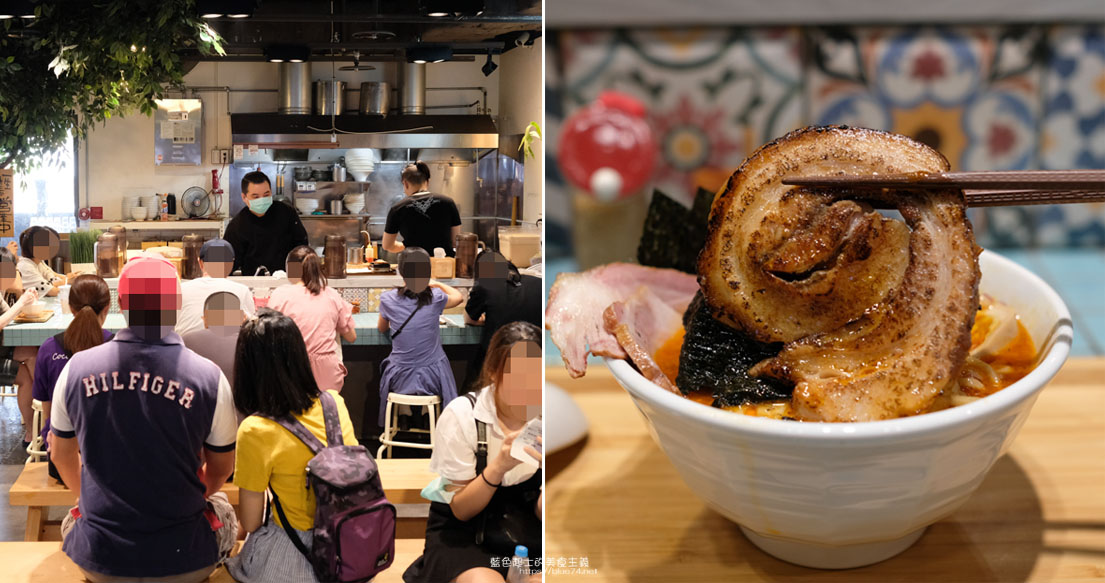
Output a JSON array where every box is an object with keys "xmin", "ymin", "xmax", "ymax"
[
  {"xmin": 121, "ymin": 195, "xmax": 141, "ymax": 220},
  {"xmin": 143, "ymin": 194, "xmax": 161, "ymax": 219},
  {"xmin": 343, "ymin": 193, "xmax": 366, "ymax": 214},
  {"xmin": 294, "ymin": 197, "xmax": 320, "ymax": 215},
  {"xmin": 344, "ymin": 148, "xmax": 379, "ymax": 182}
]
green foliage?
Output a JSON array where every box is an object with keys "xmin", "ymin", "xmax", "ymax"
[
  {"xmin": 518, "ymin": 121, "xmax": 542, "ymax": 160},
  {"xmin": 0, "ymin": 1, "xmax": 224, "ymax": 171},
  {"xmin": 69, "ymin": 228, "xmax": 102, "ymax": 264}
]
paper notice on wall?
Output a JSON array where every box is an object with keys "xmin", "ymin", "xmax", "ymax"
[{"xmin": 0, "ymin": 169, "xmax": 13, "ymax": 237}]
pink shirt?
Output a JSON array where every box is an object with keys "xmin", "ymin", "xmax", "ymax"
[{"xmin": 267, "ymin": 284, "xmax": 355, "ymax": 392}]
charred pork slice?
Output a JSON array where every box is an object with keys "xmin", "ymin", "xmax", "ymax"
[{"xmin": 698, "ymin": 126, "xmax": 981, "ymax": 422}]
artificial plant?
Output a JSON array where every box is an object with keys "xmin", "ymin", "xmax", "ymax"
[{"xmin": 0, "ymin": 1, "xmax": 224, "ymax": 172}]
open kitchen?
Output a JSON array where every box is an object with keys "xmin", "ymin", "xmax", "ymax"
[{"xmin": 0, "ymin": 3, "xmax": 543, "ymax": 447}]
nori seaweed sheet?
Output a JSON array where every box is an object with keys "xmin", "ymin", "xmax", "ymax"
[
  {"xmin": 637, "ymin": 188, "xmax": 716, "ymax": 274},
  {"xmin": 676, "ymin": 292, "xmax": 793, "ymax": 408}
]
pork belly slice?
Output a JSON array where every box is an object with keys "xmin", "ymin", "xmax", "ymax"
[
  {"xmin": 699, "ymin": 126, "xmax": 981, "ymax": 421},
  {"xmin": 602, "ymin": 287, "xmax": 685, "ymax": 394},
  {"xmin": 546, "ymin": 263, "xmax": 698, "ymax": 378}
]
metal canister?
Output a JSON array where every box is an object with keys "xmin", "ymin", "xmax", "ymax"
[
  {"xmin": 181, "ymin": 234, "xmax": 204, "ymax": 279},
  {"xmin": 279, "ymin": 62, "xmax": 311, "ymax": 114},
  {"xmin": 313, "ymin": 81, "xmax": 346, "ymax": 115},
  {"xmin": 359, "ymin": 81, "xmax": 389, "ymax": 116},
  {"xmin": 323, "ymin": 234, "xmax": 347, "ymax": 279}
]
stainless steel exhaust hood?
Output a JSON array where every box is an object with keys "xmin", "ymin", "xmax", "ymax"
[{"xmin": 231, "ymin": 113, "xmax": 498, "ymax": 149}]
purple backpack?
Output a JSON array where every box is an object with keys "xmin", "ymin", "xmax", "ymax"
[{"xmin": 266, "ymin": 391, "xmax": 397, "ymax": 582}]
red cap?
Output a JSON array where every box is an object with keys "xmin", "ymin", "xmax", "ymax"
[{"xmin": 117, "ymin": 256, "xmax": 181, "ymax": 311}]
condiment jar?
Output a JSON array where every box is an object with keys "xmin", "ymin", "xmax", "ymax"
[
  {"xmin": 95, "ymin": 233, "xmax": 120, "ymax": 278},
  {"xmin": 107, "ymin": 225, "xmax": 127, "ymax": 272},
  {"xmin": 454, "ymin": 232, "xmax": 485, "ymax": 279},
  {"xmin": 323, "ymin": 235, "xmax": 347, "ymax": 279},
  {"xmin": 181, "ymin": 234, "xmax": 204, "ymax": 279}
]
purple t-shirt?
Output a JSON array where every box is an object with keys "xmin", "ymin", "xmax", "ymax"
[
  {"xmin": 32, "ymin": 330, "xmax": 114, "ymax": 442},
  {"xmin": 50, "ymin": 328, "xmax": 238, "ymax": 578}
]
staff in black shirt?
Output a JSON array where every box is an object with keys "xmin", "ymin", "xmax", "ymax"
[
  {"xmin": 223, "ymin": 171, "xmax": 309, "ymax": 276},
  {"xmin": 381, "ymin": 161, "xmax": 462, "ymax": 257}
]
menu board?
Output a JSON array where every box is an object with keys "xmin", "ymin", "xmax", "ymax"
[{"xmin": 0, "ymin": 168, "xmax": 13, "ymax": 237}]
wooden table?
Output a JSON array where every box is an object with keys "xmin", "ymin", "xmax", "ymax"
[
  {"xmin": 0, "ymin": 538, "xmax": 425, "ymax": 583},
  {"xmin": 10, "ymin": 458, "xmax": 437, "ymax": 541},
  {"xmin": 545, "ymin": 358, "xmax": 1105, "ymax": 582}
]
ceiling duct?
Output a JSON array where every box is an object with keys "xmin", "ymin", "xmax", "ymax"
[{"xmin": 231, "ymin": 114, "xmax": 498, "ymax": 149}]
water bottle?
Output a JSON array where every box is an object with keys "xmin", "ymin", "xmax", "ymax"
[{"xmin": 506, "ymin": 545, "xmax": 529, "ymax": 583}]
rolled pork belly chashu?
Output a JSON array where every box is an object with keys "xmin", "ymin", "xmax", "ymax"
[{"xmin": 698, "ymin": 126, "xmax": 981, "ymax": 422}]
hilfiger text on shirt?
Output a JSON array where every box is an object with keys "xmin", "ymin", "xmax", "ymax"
[{"xmin": 80, "ymin": 370, "xmax": 197, "ymax": 409}]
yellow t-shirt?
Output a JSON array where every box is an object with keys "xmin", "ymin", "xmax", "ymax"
[{"xmin": 234, "ymin": 390, "xmax": 360, "ymax": 530}]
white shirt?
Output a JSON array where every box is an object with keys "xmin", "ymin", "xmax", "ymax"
[
  {"xmin": 430, "ymin": 386, "xmax": 539, "ymax": 487},
  {"xmin": 175, "ymin": 276, "xmax": 256, "ymax": 337},
  {"xmin": 17, "ymin": 257, "xmax": 60, "ymax": 294}
]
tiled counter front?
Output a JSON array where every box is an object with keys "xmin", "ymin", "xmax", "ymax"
[
  {"xmin": 2, "ymin": 307, "xmax": 479, "ymax": 347},
  {"xmin": 84, "ymin": 275, "xmax": 473, "ymax": 316}
]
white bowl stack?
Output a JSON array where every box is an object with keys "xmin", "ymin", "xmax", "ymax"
[
  {"xmin": 344, "ymin": 149, "xmax": 379, "ymax": 183},
  {"xmin": 121, "ymin": 195, "xmax": 141, "ymax": 220},
  {"xmin": 343, "ymin": 193, "xmax": 366, "ymax": 214},
  {"xmin": 294, "ymin": 197, "xmax": 320, "ymax": 215},
  {"xmin": 143, "ymin": 194, "xmax": 161, "ymax": 219}
]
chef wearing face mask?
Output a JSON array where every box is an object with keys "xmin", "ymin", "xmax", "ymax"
[{"xmin": 223, "ymin": 170, "xmax": 309, "ymax": 276}]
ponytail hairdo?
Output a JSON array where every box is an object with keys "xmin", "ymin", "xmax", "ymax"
[
  {"xmin": 400, "ymin": 160, "xmax": 431, "ymax": 186},
  {"xmin": 64, "ymin": 274, "xmax": 111, "ymax": 354},
  {"xmin": 286, "ymin": 245, "xmax": 327, "ymax": 295}
]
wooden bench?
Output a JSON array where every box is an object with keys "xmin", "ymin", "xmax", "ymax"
[
  {"xmin": 0, "ymin": 539, "xmax": 424, "ymax": 582},
  {"xmin": 10, "ymin": 459, "xmax": 436, "ymax": 541}
]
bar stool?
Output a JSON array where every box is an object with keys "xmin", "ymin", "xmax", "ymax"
[
  {"xmin": 377, "ymin": 393, "xmax": 442, "ymax": 459},
  {"xmin": 26, "ymin": 399, "xmax": 46, "ymax": 463}
]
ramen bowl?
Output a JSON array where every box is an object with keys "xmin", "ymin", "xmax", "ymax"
[{"xmin": 606, "ymin": 249, "xmax": 1072, "ymax": 569}]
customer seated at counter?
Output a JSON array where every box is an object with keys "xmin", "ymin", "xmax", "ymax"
[
  {"xmin": 227, "ymin": 308, "xmax": 361, "ymax": 583},
  {"xmin": 17, "ymin": 226, "xmax": 66, "ymax": 297},
  {"xmin": 32, "ymin": 274, "xmax": 113, "ymax": 484},
  {"xmin": 0, "ymin": 247, "xmax": 40, "ymax": 449},
  {"xmin": 49, "ymin": 256, "xmax": 238, "ymax": 583},
  {"xmin": 177, "ymin": 238, "xmax": 256, "ymax": 337},
  {"xmin": 268, "ymin": 246, "xmax": 356, "ymax": 392},
  {"xmin": 463, "ymin": 249, "xmax": 543, "ymax": 390},
  {"xmin": 382, "ymin": 161, "xmax": 463, "ymax": 257},
  {"xmin": 182, "ymin": 291, "xmax": 247, "ymax": 387},
  {"xmin": 224, "ymin": 170, "xmax": 308, "ymax": 276},
  {"xmin": 377, "ymin": 248, "xmax": 463, "ymax": 428},
  {"xmin": 404, "ymin": 321, "xmax": 543, "ymax": 583}
]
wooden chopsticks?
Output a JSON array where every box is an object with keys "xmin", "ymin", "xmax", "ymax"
[{"xmin": 782, "ymin": 170, "xmax": 1105, "ymax": 207}]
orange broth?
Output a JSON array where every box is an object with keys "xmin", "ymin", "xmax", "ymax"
[{"xmin": 654, "ymin": 308, "xmax": 1037, "ymax": 419}]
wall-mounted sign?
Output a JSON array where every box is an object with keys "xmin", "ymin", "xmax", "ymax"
[
  {"xmin": 154, "ymin": 99, "xmax": 203, "ymax": 166},
  {"xmin": 0, "ymin": 169, "xmax": 13, "ymax": 237}
]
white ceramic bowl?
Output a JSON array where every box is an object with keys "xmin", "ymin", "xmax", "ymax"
[
  {"xmin": 130, "ymin": 206, "xmax": 147, "ymax": 221},
  {"xmin": 606, "ymin": 250, "xmax": 1072, "ymax": 569}
]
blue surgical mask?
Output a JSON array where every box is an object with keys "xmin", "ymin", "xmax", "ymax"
[{"xmin": 248, "ymin": 196, "xmax": 273, "ymax": 215}]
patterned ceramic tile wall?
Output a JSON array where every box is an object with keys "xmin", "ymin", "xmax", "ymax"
[{"xmin": 548, "ymin": 24, "xmax": 1105, "ymax": 255}]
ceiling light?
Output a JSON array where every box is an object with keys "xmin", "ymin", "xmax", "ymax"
[
  {"xmin": 265, "ymin": 44, "xmax": 311, "ymax": 64},
  {"xmin": 407, "ymin": 46, "xmax": 453, "ymax": 64},
  {"xmin": 482, "ymin": 53, "xmax": 497, "ymax": 77},
  {"xmin": 197, "ymin": 0, "xmax": 254, "ymax": 19}
]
